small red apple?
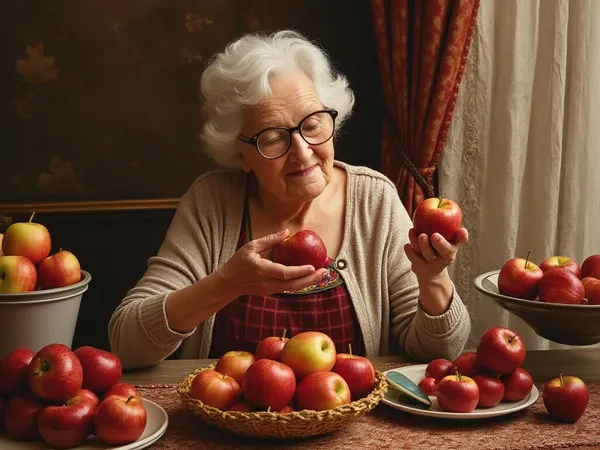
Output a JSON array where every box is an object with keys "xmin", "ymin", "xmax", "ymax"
[
  {"xmin": 77, "ymin": 389, "xmax": 100, "ymax": 407},
  {"xmin": 581, "ymin": 254, "xmax": 600, "ymax": 279},
  {"xmin": 94, "ymin": 394, "xmax": 147, "ymax": 446},
  {"xmin": 543, "ymin": 372, "xmax": 589, "ymax": 423},
  {"xmin": 331, "ymin": 344, "xmax": 376, "ymax": 400},
  {"xmin": 418, "ymin": 377, "xmax": 437, "ymax": 396},
  {"xmin": 189, "ymin": 369, "xmax": 241, "ymax": 411},
  {"xmin": 501, "ymin": 368, "xmax": 533, "ymax": 402},
  {"xmin": 473, "ymin": 374, "xmax": 505, "ymax": 408},
  {"xmin": 437, "ymin": 371, "xmax": 479, "ymax": 413},
  {"xmin": 242, "ymin": 359, "xmax": 296, "ymax": 411},
  {"xmin": 279, "ymin": 331, "xmax": 336, "ymax": 379},
  {"xmin": 477, "ymin": 327, "xmax": 526, "ymax": 375},
  {"xmin": 255, "ymin": 329, "xmax": 289, "ymax": 361},
  {"xmin": 412, "ymin": 197, "xmax": 463, "ymax": 243},
  {"xmin": 539, "ymin": 256, "xmax": 581, "ymax": 278},
  {"xmin": 0, "ymin": 347, "xmax": 35, "ymax": 397},
  {"xmin": 295, "ymin": 371, "xmax": 351, "ymax": 411},
  {"xmin": 3, "ymin": 396, "xmax": 44, "ymax": 441},
  {"xmin": 214, "ymin": 350, "xmax": 255, "ymax": 386},
  {"xmin": 38, "ymin": 250, "xmax": 82, "ymax": 289},
  {"xmin": 103, "ymin": 383, "xmax": 139, "ymax": 400},
  {"xmin": 498, "ymin": 251, "xmax": 544, "ymax": 300},
  {"xmin": 0, "ymin": 255, "xmax": 38, "ymax": 293},
  {"xmin": 2, "ymin": 212, "xmax": 51, "ymax": 264},
  {"xmin": 425, "ymin": 358, "xmax": 453, "ymax": 382},
  {"xmin": 451, "ymin": 352, "xmax": 481, "ymax": 378},
  {"xmin": 539, "ymin": 268, "xmax": 585, "ymax": 305},
  {"xmin": 272, "ymin": 230, "xmax": 329, "ymax": 269},
  {"xmin": 582, "ymin": 277, "xmax": 600, "ymax": 305},
  {"xmin": 73, "ymin": 346, "xmax": 122, "ymax": 396}
]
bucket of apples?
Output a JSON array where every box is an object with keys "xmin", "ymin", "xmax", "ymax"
[{"xmin": 177, "ymin": 330, "xmax": 388, "ymax": 439}]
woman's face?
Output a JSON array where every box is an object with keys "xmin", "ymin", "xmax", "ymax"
[{"xmin": 238, "ymin": 70, "xmax": 335, "ymax": 203}]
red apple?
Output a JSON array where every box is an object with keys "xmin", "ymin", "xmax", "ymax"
[
  {"xmin": 189, "ymin": 369, "xmax": 241, "ymax": 410},
  {"xmin": 2, "ymin": 212, "xmax": 51, "ymax": 264},
  {"xmin": 412, "ymin": 197, "xmax": 462, "ymax": 243},
  {"xmin": 437, "ymin": 371, "xmax": 479, "ymax": 413},
  {"xmin": 3, "ymin": 396, "xmax": 44, "ymax": 441},
  {"xmin": 37, "ymin": 394, "xmax": 97, "ymax": 449},
  {"xmin": 331, "ymin": 345, "xmax": 376, "ymax": 400},
  {"xmin": 271, "ymin": 230, "xmax": 329, "ymax": 269},
  {"xmin": 229, "ymin": 402, "xmax": 253, "ymax": 412},
  {"xmin": 255, "ymin": 329, "xmax": 289, "ymax": 361},
  {"xmin": 582, "ymin": 277, "xmax": 600, "ymax": 305},
  {"xmin": 473, "ymin": 374, "xmax": 505, "ymax": 408},
  {"xmin": 497, "ymin": 251, "xmax": 544, "ymax": 300},
  {"xmin": 214, "ymin": 350, "xmax": 255, "ymax": 385},
  {"xmin": 418, "ymin": 377, "xmax": 437, "ymax": 396},
  {"xmin": 279, "ymin": 331, "xmax": 336, "ymax": 379},
  {"xmin": 0, "ymin": 347, "xmax": 35, "ymax": 397},
  {"xmin": 539, "ymin": 268, "xmax": 585, "ymax": 305},
  {"xmin": 242, "ymin": 359, "xmax": 296, "ymax": 411},
  {"xmin": 73, "ymin": 346, "xmax": 122, "ymax": 396},
  {"xmin": 425, "ymin": 358, "xmax": 453, "ymax": 382},
  {"xmin": 103, "ymin": 383, "xmax": 139, "ymax": 400},
  {"xmin": 77, "ymin": 389, "xmax": 100, "ymax": 407},
  {"xmin": 539, "ymin": 256, "xmax": 581, "ymax": 278},
  {"xmin": 501, "ymin": 367, "xmax": 533, "ymax": 402},
  {"xmin": 581, "ymin": 254, "xmax": 600, "ymax": 279},
  {"xmin": 38, "ymin": 250, "xmax": 82, "ymax": 289},
  {"xmin": 94, "ymin": 394, "xmax": 147, "ymax": 446},
  {"xmin": 543, "ymin": 372, "xmax": 589, "ymax": 423},
  {"xmin": 295, "ymin": 371, "xmax": 351, "ymax": 411},
  {"xmin": 451, "ymin": 352, "xmax": 481, "ymax": 378},
  {"xmin": 28, "ymin": 343, "xmax": 84, "ymax": 404},
  {"xmin": 477, "ymin": 327, "xmax": 526, "ymax": 375},
  {"xmin": 0, "ymin": 255, "xmax": 37, "ymax": 293}
]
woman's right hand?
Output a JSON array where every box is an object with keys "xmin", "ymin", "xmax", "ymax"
[{"xmin": 216, "ymin": 229, "xmax": 328, "ymax": 296}]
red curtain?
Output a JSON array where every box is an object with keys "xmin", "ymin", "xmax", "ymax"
[{"xmin": 371, "ymin": 0, "xmax": 480, "ymax": 217}]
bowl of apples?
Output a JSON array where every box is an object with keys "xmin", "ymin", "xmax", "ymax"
[
  {"xmin": 474, "ymin": 251, "xmax": 600, "ymax": 345},
  {"xmin": 177, "ymin": 330, "xmax": 388, "ymax": 439}
]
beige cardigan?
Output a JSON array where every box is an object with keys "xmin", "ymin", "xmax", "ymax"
[{"xmin": 108, "ymin": 161, "xmax": 471, "ymax": 369}]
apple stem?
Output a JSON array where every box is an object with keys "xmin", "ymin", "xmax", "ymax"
[
  {"xmin": 281, "ymin": 329, "xmax": 287, "ymax": 340},
  {"xmin": 349, "ymin": 343, "xmax": 353, "ymax": 358},
  {"xmin": 267, "ymin": 406, "xmax": 272, "ymax": 413},
  {"xmin": 454, "ymin": 367, "xmax": 461, "ymax": 381},
  {"xmin": 559, "ymin": 371, "xmax": 564, "ymax": 387},
  {"xmin": 437, "ymin": 197, "xmax": 444, "ymax": 208},
  {"xmin": 126, "ymin": 395, "xmax": 134, "ymax": 404},
  {"xmin": 525, "ymin": 250, "xmax": 532, "ymax": 269},
  {"xmin": 29, "ymin": 212, "xmax": 36, "ymax": 224}
]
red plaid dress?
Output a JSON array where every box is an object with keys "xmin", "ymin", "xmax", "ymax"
[{"xmin": 209, "ymin": 208, "xmax": 365, "ymax": 359}]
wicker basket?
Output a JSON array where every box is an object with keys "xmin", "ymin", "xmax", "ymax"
[{"xmin": 177, "ymin": 364, "xmax": 388, "ymax": 439}]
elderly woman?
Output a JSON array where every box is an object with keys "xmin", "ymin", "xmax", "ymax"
[{"xmin": 108, "ymin": 30, "xmax": 471, "ymax": 370}]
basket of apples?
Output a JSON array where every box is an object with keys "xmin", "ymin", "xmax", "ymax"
[{"xmin": 177, "ymin": 330, "xmax": 388, "ymax": 439}]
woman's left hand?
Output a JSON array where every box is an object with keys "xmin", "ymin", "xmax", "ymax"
[{"xmin": 404, "ymin": 228, "xmax": 469, "ymax": 281}]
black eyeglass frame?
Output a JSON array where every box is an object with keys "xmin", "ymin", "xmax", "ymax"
[{"xmin": 237, "ymin": 108, "xmax": 339, "ymax": 160}]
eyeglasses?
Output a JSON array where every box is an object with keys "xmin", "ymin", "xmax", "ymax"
[{"xmin": 238, "ymin": 109, "xmax": 338, "ymax": 160}]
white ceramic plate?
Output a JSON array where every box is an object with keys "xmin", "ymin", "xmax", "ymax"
[
  {"xmin": 382, "ymin": 364, "xmax": 539, "ymax": 420},
  {"xmin": 0, "ymin": 398, "xmax": 168, "ymax": 450}
]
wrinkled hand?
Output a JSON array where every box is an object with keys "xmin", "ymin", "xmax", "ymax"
[
  {"xmin": 404, "ymin": 228, "xmax": 469, "ymax": 281},
  {"xmin": 217, "ymin": 229, "xmax": 328, "ymax": 296}
]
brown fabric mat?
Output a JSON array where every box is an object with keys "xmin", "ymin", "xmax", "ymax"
[{"xmin": 137, "ymin": 362, "xmax": 600, "ymax": 450}]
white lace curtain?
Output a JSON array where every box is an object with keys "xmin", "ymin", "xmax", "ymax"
[{"xmin": 440, "ymin": 0, "xmax": 600, "ymax": 351}]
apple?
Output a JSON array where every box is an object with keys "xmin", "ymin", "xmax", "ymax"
[
  {"xmin": 255, "ymin": 329, "xmax": 289, "ymax": 361},
  {"xmin": 0, "ymin": 347, "xmax": 35, "ymax": 397},
  {"xmin": 418, "ymin": 377, "xmax": 437, "ymax": 396},
  {"xmin": 242, "ymin": 359, "xmax": 296, "ymax": 411},
  {"xmin": 37, "ymin": 393, "xmax": 97, "ymax": 449},
  {"xmin": 473, "ymin": 374, "xmax": 505, "ymax": 408},
  {"xmin": 73, "ymin": 346, "xmax": 122, "ymax": 396},
  {"xmin": 0, "ymin": 255, "xmax": 37, "ymax": 293},
  {"xmin": 103, "ymin": 383, "xmax": 139, "ymax": 400},
  {"xmin": 28, "ymin": 343, "xmax": 84, "ymax": 404},
  {"xmin": 272, "ymin": 230, "xmax": 329, "ymax": 269},
  {"xmin": 229, "ymin": 402, "xmax": 253, "ymax": 412},
  {"xmin": 331, "ymin": 344, "xmax": 376, "ymax": 400},
  {"xmin": 38, "ymin": 250, "xmax": 82, "ymax": 289},
  {"xmin": 543, "ymin": 372, "xmax": 589, "ymax": 423},
  {"xmin": 477, "ymin": 327, "xmax": 526, "ymax": 375},
  {"xmin": 3, "ymin": 396, "xmax": 44, "ymax": 441},
  {"xmin": 501, "ymin": 367, "xmax": 533, "ymax": 402},
  {"xmin": 539, "ymin": 256, "xmax": 581, "ymax": 278},
  {"xmin": 280, "ymin": 331, "xmax": 336, "ymax": 379},
  {"xmin": 214, "ymin": 350, "xmax": 255, "ymax": 385},
  {"xmin": 497, "ymin": 251, "xmax": 544, "ymax": 300},
  {"xmin": 582, "ymin": 277, "xmax": 600, "ymax": 305},
  {"xmin": 78, "ymin": 389, "xmax": 100, "ymax": 407},
  {"xmin": 412, "ymin": 197, "xmax": 462, "ymax": 243},
  {"xmin": 539, "ymin": 268, "xmax": 585, "ymax": 304},
  {"xmin": 425, "ymin": 358, "xmax": 453, "ymax": 382},
  {"xmin": 189, "ymin": 369, "xmax": 241, "ymax": 410},
  {"xmin": 581, "ymin": 254, "xmax": 600, "ymax": 279},
  {"xmin": 94, "ymin": 394, "xmax": 147, "ymax": 446},
  {"xmin": 451, "ymin": 352, "xmax": 481, "ymax": 378},
  {"xmin": 277, "ymin": 405, "xmax": 295, "ymax": 413},
  {"xmin": 437, "ymin": 371, "xmax": 479, "ymax": 413},
  {"xmin": 295, "ymin": 371, "xmax": 351, "ymax": 411},
  {"xmin": 2, "ymin": 212, "xmax": 51, "ymax": 264}
]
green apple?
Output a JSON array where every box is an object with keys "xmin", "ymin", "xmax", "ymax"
[
  {"xmin": 0, "ymin": 255, "xmax": 37, "ymax": 293},
  {"xmin": 280, "ymin": 331, "xmax": 336, "ymax": 379},
  {"xmin": 2, "ymin": 212, "xmax": 51, "ymax": 265}
]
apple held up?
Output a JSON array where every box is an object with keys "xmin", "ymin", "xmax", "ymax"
[
  {"xmin": 437, "ymin": 371, "xmax": 479, "ymax": 413},
  {"xmin": 477, "ymin": 327, "xmax": 526, "ymax": 375},
  {"xmin": 412, "ymin": 197, "xmax": 462, "ymax": 243},
  {"xmin": 242, "ymin": 359, "xmax": 296, "ymax": 411},
  {"xmin": 94, "ymin": 394, "xmax": 147, "ymax": 446},
  {"xmin": 582, "ymin": 277, "xmax": 600, "ymax": 305},
  {"xmin": 543, "ymin": 372, "xmax": 589, "ymax": 423},
  {"xmin": 0, "ymin": 347, "xmax": 35, "ymax": 397},
  {"xmin": 498, "ymin": 250, "xmax": 543, "ymax": 300},
  {"xmin": 74, "ymin": 346, "xmax": 122, "ymax": 396},
  {"xmin": 2, "ymin": 212, "xmax": 51, "ymax": 265},
  {"xmin": 539, "ymin": 268, "xmax": 585, "ymax": 305},
  {"xmin": 295, "ymin": 371, "xmax": 351, "ymax": 411},
  {"xmin": 255, "ymin": 329, "xmax": 289, "ymax": 361},
  {"xmin": 280, "ymin": 331, "xmax": 336, "ymax": 379},
  {"xmin": 0, "ymin": 255, "xmax": 37, "ymax": 294},
  {"xmin": 581, "ymin": 254, "xmax": 600, "ymax": 279},
  {"xmin": 214, "ymin": 350, "xmax": 255, "ymax": 386},
  {"xmin": 189, "ymin": 369, "xmax": 241, "ymax": 411},
  {"xmin": 271, "ymin": 229, "xmax": 329, "ymax": 269},
  {"xmin": 332, "ymin": 344, "xmax": 376, "ymax": 400},
  {"xmin": 539, "ymin": 256, "xmax": 581, "ymax": 278}
]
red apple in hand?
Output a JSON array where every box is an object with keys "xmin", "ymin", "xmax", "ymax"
[
  {"xmin": 539, "ymin": 268, "xmax": 585, "ymax": 305},
  {"xmin": 437, "ymin": 371, "xmax": 479, "ymax": 413},
  {"xmin": 272, "ymin": 230, "xmax": 329, "ymax": 269},
  {"xmin": 3, "ymin": 396, "xmax": 44, "ymax": 441},
  {"xmin": 280, "ymin": 331, "xmax": 336, "ymax": 379},
  {"xmin": 74, "ymin": 346, "xmax": 122, "ymax": 396},
  {"xmin": 215, "ymin": 351, "xmax": 255, "ymax": 385},
  {"xmin": 582, "ymin": 277, "xmax": 600, "ymax": 305},
  {"xmin": 473, "ymin": 374, "xmax": 505, "ymax": 408},
  {"xmin": 451, "ymin": 352, "xmax": 481, "ymax": 378},
  {"xmin": 2, "ymin": 212, "xmax": 51, "ymax": 264},
  {"xmin": 242, "ymin": 359, "xmax": 296, "ymax": 411},
  {"xmin": 94, "ymin": 394, "xmax": 147, "ymax": 446},
  {"xmin": 418, "ymin": 377, "xmax": 437, "ymax": 396},
  {"xmin": 332, "ymin": 345, "xmax": 376, "ymax": 400},
  {"xmin": 296, "ymin": 371, "xmax": 351, "ymax": 411},
  {"xmin": 412, "ymin": 197, "xmax": 462, "ymax": 242},
  {"xmin": 0, "ymin": 255, "xmax": 37, "ymax": 293},
  {"xmin": 498, "ymin": 251, "xmax": 543, "ymax": 300},
  {"xmin": 501, "ymin": 367, "xmax": 533, "ymax": 402},
  {"xmin": 425, "ymin": 358, "xmax": 453, "ymax": 382},
  {"xmin": 38, "ymin": 250, "xmax": 82, "ymax": 289},
  {"xmin": 540, "ymin": 256, "xmax": 581, "ymax": 278},
  {"xmin": 28, "ymin": 343, "xmax": 83, "ymax": 404},
  {"xmin": 77, "ymin": 389, "xmax": 100, "ymax": 407},
  {"xmin": 0, "ymin": 347, "xmax": 35, "ymax": 397},
  {"xmin": 581, "ymin": 254, "xmax": 600, "ymax": 279},
  {"xmin": 103, "ymin": 383, "xmax": 139, "ymax": 400},
  {"xmin": 255, "ymin": 329, "xmax": 289, "ymax": 361},
  {"xmin": 543, "ymin": 372, "xmax": 589, "ymax": 423},
  {"xmin": 477, "ymin": 327, "xmax": 526, "ymax": 375},
  {"xmin": 38, "ymin": 394, "xmax": 97, "ymax": 449},
  {"xmin": 189, "ymin": 369, "xmax": 241, "ymax": 411}
]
